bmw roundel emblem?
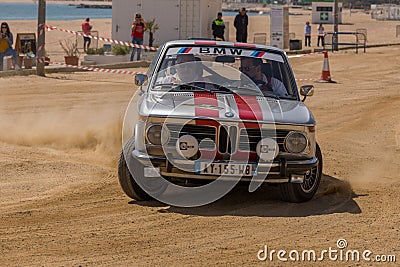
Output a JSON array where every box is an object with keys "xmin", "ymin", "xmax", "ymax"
[{"xmin": 225, "ymin": 111, "xmax": 234, "ymax": 118}]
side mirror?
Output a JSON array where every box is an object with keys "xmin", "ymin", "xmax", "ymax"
[
  {"xmin": 134, "ymin": 73, "xmax": 148, "ymax": 86},
  {"xmin": 300, "ymin": 85, "xmax": 314, "ymax": 102}
]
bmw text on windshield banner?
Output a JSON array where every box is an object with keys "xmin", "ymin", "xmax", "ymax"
[{"xmin": 167, "ymin": 47, "xmax": 284, "ymax": 63}]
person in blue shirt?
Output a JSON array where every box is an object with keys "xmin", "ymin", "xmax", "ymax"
[{"xmin": 304, "ymin": 21, "xmax": 311, "ymax": 47}]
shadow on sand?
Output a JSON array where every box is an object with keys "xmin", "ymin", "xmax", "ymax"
[{"xmin": 130, "ymin": 174, "xmax": 364, "ymax": 217}]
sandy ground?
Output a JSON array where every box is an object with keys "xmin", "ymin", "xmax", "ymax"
[{"xmin": 1, "ymin": 5, "xmax": 400, "ymax": 266}]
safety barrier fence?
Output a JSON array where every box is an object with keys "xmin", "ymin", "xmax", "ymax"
[{"xmin": 323, "ymin": 32, "xmax": 367, "ymax": 53}]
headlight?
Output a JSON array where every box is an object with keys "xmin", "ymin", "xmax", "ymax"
[
  {"xmin": 146, "ymin": 124, "xmax": 169, "ymax": 145},
  {"xmin": 285, "ymin": 131, "xmax": 308, "ymax": 153}
]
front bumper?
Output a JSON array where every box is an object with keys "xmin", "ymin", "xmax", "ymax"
[{"xmin": 132, "ymin": 150, "xmax": 318, "ymax": 183}]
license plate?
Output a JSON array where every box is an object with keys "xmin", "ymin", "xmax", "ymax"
[{"xmin": 195, "ymin": 162, "xmax": 256, "ymax": 177}]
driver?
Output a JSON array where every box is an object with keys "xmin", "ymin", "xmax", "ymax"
[
  {"xmin": 162, "ymin": 54, "xmax": 205, "ymax": 84},
  {"xmin": 240, "ymin": 57, "xmax": 287, "ymax": 97}
]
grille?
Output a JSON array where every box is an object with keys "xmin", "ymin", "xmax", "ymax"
[
  {"xmin": 218, "ymin": 125, "xmax": 238, "ymax": 154},
  {"xmin": 167, "ymin": 124, "xmax": 216, "ymax": 150},
  {"xmin": 238, "ymin": 128, "xmax": 290, "ymax": 152}
]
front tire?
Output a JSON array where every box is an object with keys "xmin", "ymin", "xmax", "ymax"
[
  {"xmin": 118, "ymin": 137, "xmax": 167, "ymax": 201},
  {"xmin": 279, "ymin": 143, "xmax": 323, "ymax": 203}
]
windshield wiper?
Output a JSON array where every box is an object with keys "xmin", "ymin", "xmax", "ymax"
[
  {"xmin": 178, "ymin": 83, "xmax": 216, "ymax": 94},
  {"xmin": 234, "ymin": 86, "xmax": 281, "ymax": 100},
  {"xmin": 154, "ymin": 82, "xmax": 180, "ymax": 88},
  {"xmin": 278, "ymin": 95, "xmax": 297, "ymax": 100},
  {"xmin": 154, "ymin": 82, "xmax": 215, "ymax": 94},
  {"xmin": 261, "ymin": 91, "xmax": 281, "ymax": 100},
  {"xmin": 155, "ymin": 82, "xmax": 234, "ymax": 95}
]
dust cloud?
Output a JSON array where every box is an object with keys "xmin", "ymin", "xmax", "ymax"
[{"xmin": 0, "ymin": 109, "xmax": 123, "ymax": 157}]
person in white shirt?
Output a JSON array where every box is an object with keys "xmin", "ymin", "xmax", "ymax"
[
  {"xmin": 240, "ymin": 57, "xmax": 287, "ymax": 97},
  {"xmin": 317, "ymin": 23, "xmax": 325, "ymax": 47}
]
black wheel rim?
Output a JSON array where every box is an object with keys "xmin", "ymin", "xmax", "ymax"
[{"xmin": 301, "ymin": 164, "xmax": 319, "ymax": 193}]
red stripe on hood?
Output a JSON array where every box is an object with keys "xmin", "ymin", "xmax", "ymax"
[
  {"xmin": 234, "ymin": 95, "xmax": 263, "ymax": 121},
  {"xmin": 193, "ymin": 92, "xmax": 219, "ymax": 118}
]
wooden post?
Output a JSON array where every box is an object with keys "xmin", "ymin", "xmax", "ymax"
[
  {"xmin": 37, "ymin": 0, "xmax": 46, "ymax": 76},
  {"xmin": 333, "ymin": 0, "xmax": 339, "ymax": 51}
]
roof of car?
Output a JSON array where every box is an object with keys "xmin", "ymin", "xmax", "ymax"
[{"xmin": 162, "ymin": 40, "xmax": 286, "ymax": 55}]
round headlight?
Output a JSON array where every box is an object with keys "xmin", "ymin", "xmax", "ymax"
[
  {"xmin": 285, "ymin": 131, "xmax": 308, "ymax": 153},
  {"xmin": 146, "ymin": 124, "xmax": 169, "ymax": 145}
]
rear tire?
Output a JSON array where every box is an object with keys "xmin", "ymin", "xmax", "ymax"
[
  {"xmin": 118, "ymin": 137, "xmax": 167, "ymax": 201},
  {"xmin": 279, "ymin": 143, "xmax": 323, "ymax": 203}
]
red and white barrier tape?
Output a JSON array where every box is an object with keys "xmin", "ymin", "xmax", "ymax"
[
  {"xmin": 52, "ymin": 62, "xmax": 141, "ymax": 75},
  {"xmin": 37, "ymin": 57, "xmax": 319, "ymax": 80},
  {"xmin": 45, "ymin": 24, "xmax": 158, "ymax": 51},
  {"xmin": 36, "ymin": 58, "xmax": 141, "ymax": 75},
  {"xmin": 288, "ymin": 51, "xmax": 324, "ymax": 58},
  {"xmin": 296, "ymin": 78, "xmax": 318, "ymax": 81},
  {"xmin": 37, "ymin": 24, "xmax": 46, "ymax": 54}
]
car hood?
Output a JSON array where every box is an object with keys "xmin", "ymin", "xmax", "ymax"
[{"xmin": 139, "ymin": 91, "xmax": 315, "ymax": 125}]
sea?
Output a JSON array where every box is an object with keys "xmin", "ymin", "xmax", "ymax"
[
  {"xmin": 0, "ymin": 2, "xmax": 112, "ymax": 21},
  {"xmin": 0, "ymin": 2, "xmax": 269, "ymax": 21}
]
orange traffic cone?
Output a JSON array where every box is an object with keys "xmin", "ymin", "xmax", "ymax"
[{"xmin": 317, "ymin": 50, "xmax": 336, "ymax": 83}]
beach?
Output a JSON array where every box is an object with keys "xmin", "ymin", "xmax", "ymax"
[{"xmin": 0, "ymin": 3, "xmax": 400, "ymax": 266}]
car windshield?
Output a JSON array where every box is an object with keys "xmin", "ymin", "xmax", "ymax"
[{"xmin": 152, "ymin": 45, "xmax": 297, "ymax": 99}]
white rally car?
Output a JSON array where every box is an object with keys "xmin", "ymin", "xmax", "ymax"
[{"xmin": 118, "ymin": 40, "xmax": 322, "ymax": 206}]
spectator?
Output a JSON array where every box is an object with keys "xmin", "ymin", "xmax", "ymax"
[
  {"xmin": 317, "ymin": 23, "xmax": 325, "ymax": 47},
  {"xmin": 234, "ymin": 8, "xmax": 248, "ymax": 43},
  {"xmin": 304, "ymin": 21, "xmax": 311, "ymax": 47},
  {"xmin": 130, "ymin": 13, "xmax": 146, "ymax": 61},
  {"xmin": 212, "ymin": 12, "xmax": 225, "ymax": 41},
  {"xmin": 0, "ymin": 22, "xmax": 20, "ymax": 71},
  {"xmin": 81, "ymin": 18, "xmax": 92, "ymax": 52},
  {"xmin": 240, "ymin": 57, "xmax": 287, "ymax": 97}
]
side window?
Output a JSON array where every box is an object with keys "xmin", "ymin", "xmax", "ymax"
[
  {"xmin": 275, "ymin": 62, "xmax": 293, "ymax": 95},
  {"xmin": 156, "ymin": 58, "xmax": 175, "ymax": 81},
  {"xmin": 147, "ymin": 45, "xmax": 164, "ymax": 77}
]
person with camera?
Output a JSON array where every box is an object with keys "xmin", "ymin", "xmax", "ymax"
[
  {"xmin": 0, "ymin": 22, "xmax": 20, "ymax": 71},
  {"xmin": 81, "ymin": 17, "xmax": 93, "ymax": 52},
  {"xmin": 130, "ymin": 13, "xmax": 147, "ymax": 61}
]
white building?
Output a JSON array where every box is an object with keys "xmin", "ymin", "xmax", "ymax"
[
  {"xmin": 112, "ymin": 0, "xmax": 222, "ymax": 47},
  {"xmin": 312, "ymin": 2, "xmax": 342, "ymax": 24},
  {"xmin": 371, "ymin": 5, "xmax": 400, "ymax": 20}
]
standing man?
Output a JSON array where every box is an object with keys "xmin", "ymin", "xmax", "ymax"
[
  {"xmin": 234, "ymin": 8, "xmax": 248, "ymax": 43},
  {"xmin": 212, "ymin": 12, "xmax": 225, "ymax": 41},
  {"xmin": 304, "ymin": 21, "xmax": 311, "ymax": 47},
  {"xmin": 130, "ymin": 13, "xmax": 146, "ymax": 61},
  {"xmin": 81, "ymin": 18, "xmax": 92, "ymax": 52}
]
